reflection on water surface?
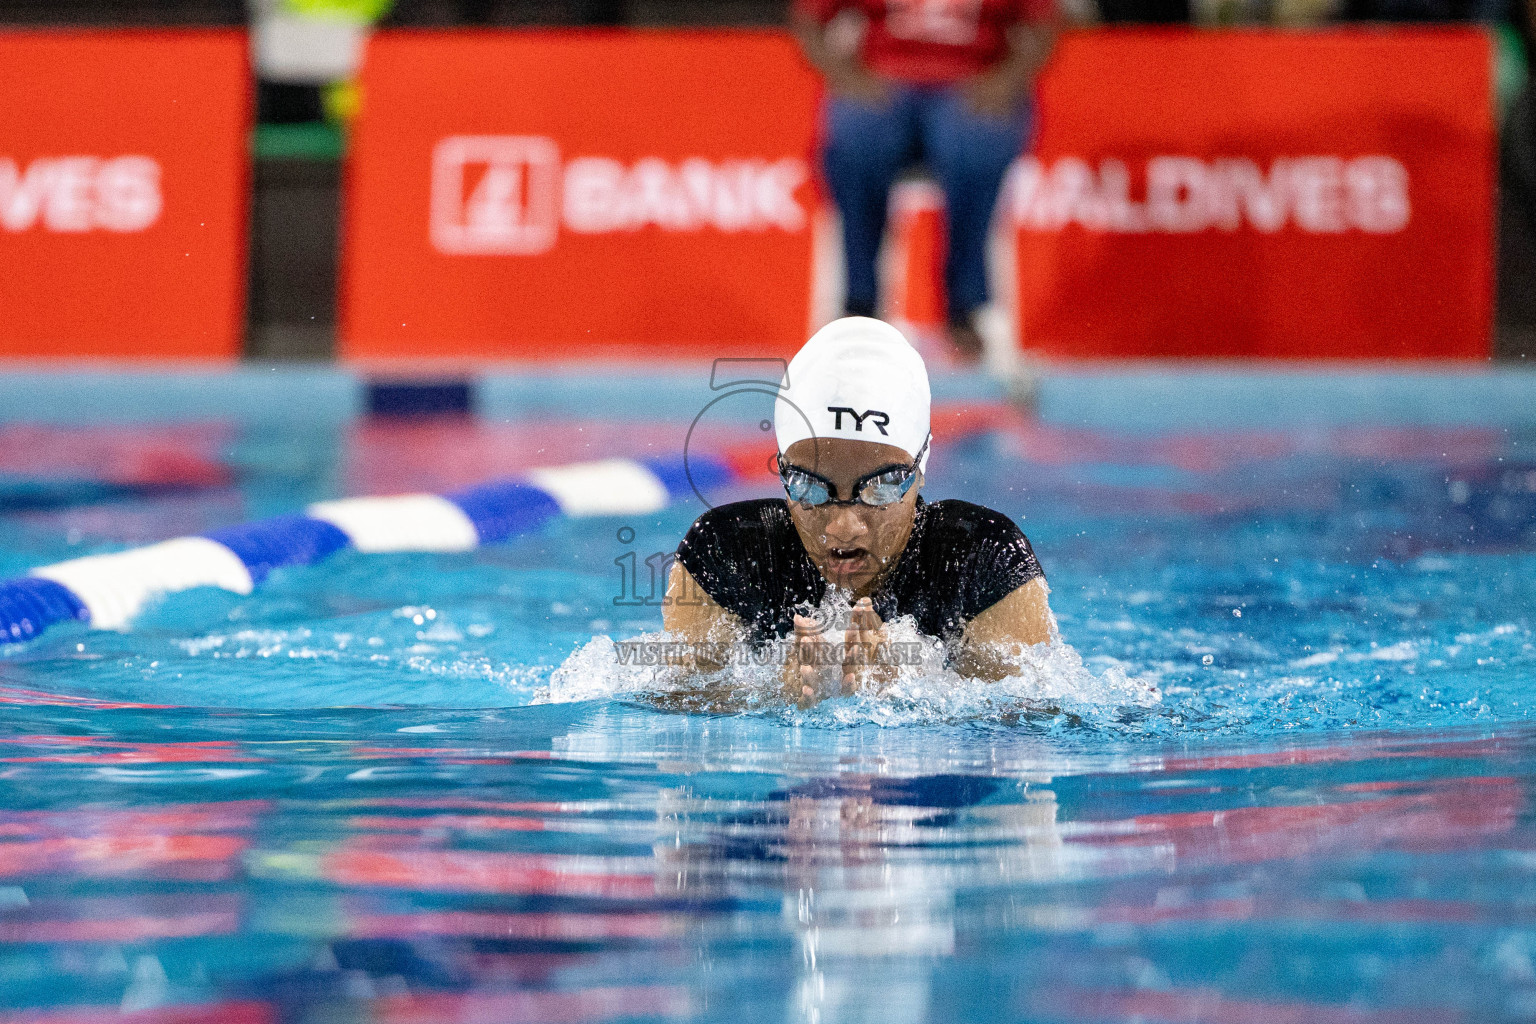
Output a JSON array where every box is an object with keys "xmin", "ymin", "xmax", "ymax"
[{"xmin": 1, "ymin": 703, "xmax": 1532, "ymax": 1023}]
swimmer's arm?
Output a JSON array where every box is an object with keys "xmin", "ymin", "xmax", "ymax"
[
  {"xmin": 662, "ymin": 561, "xmax": 744, "ymax": 673},
  {"xmin": 953, "ymin": 577, "xmax": 1054, "ymax": 682},
  {"xmin": 664, "ymin": 562, "xmax": 810, "ymax": 697}
]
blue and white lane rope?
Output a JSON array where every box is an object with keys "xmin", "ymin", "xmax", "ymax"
[{"xmin": 0, "ymin": 455, "xmax": 732, "ymax": 642}]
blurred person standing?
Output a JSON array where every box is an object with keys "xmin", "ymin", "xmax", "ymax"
[{"xmin": 792, "ymin": 0, "xmax": 1057, "ymax": 362}]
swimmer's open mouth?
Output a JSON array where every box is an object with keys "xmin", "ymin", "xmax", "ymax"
[{"xmin": 825, "ymin": 546, "xmax": 870, "ymax": 574}]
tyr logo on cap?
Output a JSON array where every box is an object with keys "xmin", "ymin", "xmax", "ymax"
[{"xmin": 827, "ymin": 406, "xmax": 890, "ymax": 436}]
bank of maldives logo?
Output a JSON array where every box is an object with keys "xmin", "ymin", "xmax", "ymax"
[
  {"xmin": 1011, "ymin": 154, "xmax": 1412, "ymax": 235},
  {"xmin": 430, "ymin": 135, "xmax": 809, "ymax": 256}
]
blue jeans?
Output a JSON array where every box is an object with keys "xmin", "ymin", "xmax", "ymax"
[{"xmin": 823, "ymin": 86, "xmax": 1031, "ymax": 322}]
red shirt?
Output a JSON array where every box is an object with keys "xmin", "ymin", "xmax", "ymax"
[{"xmin": 796, "ymin": 0, "xmax": 1053, "ymax": 85}]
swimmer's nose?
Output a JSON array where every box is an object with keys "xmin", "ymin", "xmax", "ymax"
[{"xmin": 820, "ymin": 506, "xmax": 869, "ymax": 545}]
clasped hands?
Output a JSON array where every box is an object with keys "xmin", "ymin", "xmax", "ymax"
[{"xmin": 785, "ymin": 597, "xmax": 899, "ymax": 708}]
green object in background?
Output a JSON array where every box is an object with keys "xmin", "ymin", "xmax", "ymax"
[
  {"xmin": 283, "ymin": 0, "xmax": 393, "ymax": 23},
  {"xmin": 1497, "ymin": 23, "xmax": 1529, "ymax": 120},
  {"xmin": 254, "ymin": 122, "xmax": 345, "ymax": 161},
  {"xmin": 322, "ymin": 80, "xmax": 361, "ymax": 125}
]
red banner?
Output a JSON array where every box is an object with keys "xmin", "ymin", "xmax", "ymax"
[
  {"xmin": 342, "ymin": 30, "xmax": 823, "ymax": 362},
  {"xmin": 0, "ymin": 31, "xmax": 249, "ymax": 360},
  {"xmin": 1013, "ymin": 28, "xmax": 1493, "ymax": 359}
]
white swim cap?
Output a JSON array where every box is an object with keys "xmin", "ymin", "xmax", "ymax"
[{"xmin": 774, "ymin": 317, "xmax": 932, "ymax": 471}]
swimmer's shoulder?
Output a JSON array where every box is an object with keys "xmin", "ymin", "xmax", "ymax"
[
  {"xmin": 676, "ymin": 498, "xmax": 796, "ymax": 581},
  {"xmin": 675, "ymin": 498, "xmax": 818, "ymax": 639},
  {"xmin": 679, "ymin": 498, "xmax": 793, "ymax": 547},
  {"xmin": 917, "ymin": 498, "xmax": 1044, "ymax": 583},
  {"xmin": 921, "ymin": 498, "xmax": 1035, "ymax": 543}
]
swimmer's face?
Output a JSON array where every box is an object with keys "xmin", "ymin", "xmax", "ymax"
[{"xmin": 782, "ymin": 437, "xmax": 922, "ymax": 598}]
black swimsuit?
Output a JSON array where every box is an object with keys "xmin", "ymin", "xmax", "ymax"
[{"xmin": 675, "ymin": 496, "xmax": 1045, "ymax": 645}]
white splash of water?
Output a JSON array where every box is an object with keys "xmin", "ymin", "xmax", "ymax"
[{"xmin": 539, "ymin": 589, "xmax": 1159, "ymax": 725}]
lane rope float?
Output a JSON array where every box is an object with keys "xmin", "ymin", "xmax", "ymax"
[{"xmin": 0, "ymin": 454, "xmax": 733, "ymax": 641}]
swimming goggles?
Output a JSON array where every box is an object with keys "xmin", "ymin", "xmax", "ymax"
[{"xmin": 777, "ymin": 435, "xmax": 930, "ymax": 509}]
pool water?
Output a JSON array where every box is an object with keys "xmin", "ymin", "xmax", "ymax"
[{"xmin": 1, "ymin": 366, "xmax": 1534, "ymax": 1023}]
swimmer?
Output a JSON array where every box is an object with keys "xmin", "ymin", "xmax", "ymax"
[{"xmin": 664, "ymin": 317, "xmax": 1052, "ymax": 707}]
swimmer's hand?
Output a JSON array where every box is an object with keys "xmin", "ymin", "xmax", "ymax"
[
  {"xmin": 787, "ymin": 613, "xmax": 836, "ymax": 708},
  {"xmin": 842, "ymin": 598, "xmax": 897, "ymax": 693},
  {"xmin": 785, "ymin": 599, "xmax": 897, "ymax": 708}
]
